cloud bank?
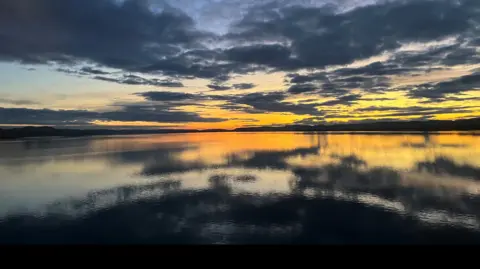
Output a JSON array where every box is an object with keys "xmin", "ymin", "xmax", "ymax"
[{"xmin": 0, "ymin": 0, "xmax": 479, "ymax": 127}]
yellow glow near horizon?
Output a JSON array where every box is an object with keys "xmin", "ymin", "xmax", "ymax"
[
  {"xmin": 90, "ymin": 120, "xmax": 181, "ymax": 128},
  {"xmin": 3, "ymin": 61, "xmax": 479, "ymax": 129}
]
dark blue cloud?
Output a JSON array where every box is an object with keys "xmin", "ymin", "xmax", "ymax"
[
  {"xmin": 207, "ymin": 84, "xmax": 232, "ymax": 91},
  {"xmin": 230, "ymin": 92, "xmax": 323, "ymax": 116},
  {"xmin": 95, "ymin": 74, "xmax": 184, "ymax": 87},
  {"xmin": 1, "ymin": 0, "xmax": 479, "ymax": 79},
  {"xmin": 318, "ymin": 94, "xmax": 362, "ymax": 107},
  {"xmin": 1, "ymin": 0, "xmax": 479, "ymax": 82},
  {"xmin": 206, "ymin": 83, "xmax": 256, "ymax": 91},
  {"xmin": 0, "ymin": 106, "xmax": 225, "ymax": 125},
  {"xmin": 232, "ymin": 83, "xmax": 256, "ymax": 90},
  {"xmin": 224, "ymin": 44, "xmax": 295, "ymax": 67},
  {"xmin": 407, "ymin": 72, "xmax": 480, "ymax": 101},
  {"xmin": 230, "ymin": 0, "xmax": 480, "ymax": 69},
  {"xmin": 0, "ymin": 0, "xmax": 211, "ymax": 70},
  {"xmin": 287, "ymin": 84, "xmax": 318, "ymax": 94},
  {"xmin": 80, "ymin": 67, "xmax": 110, "ymax": 75},
  {"xmin": 136, "ymin": 91, "xmax": 196, "ymax": 101}
]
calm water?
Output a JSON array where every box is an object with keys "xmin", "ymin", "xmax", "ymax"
[{"xmin": 1, "ymin": 132, "xmax": 480, "ymax": 244}]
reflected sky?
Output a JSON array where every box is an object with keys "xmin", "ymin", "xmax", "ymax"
[{"xmin": 1, "ymin": 132, "xmax": 480, "ymax": 244}]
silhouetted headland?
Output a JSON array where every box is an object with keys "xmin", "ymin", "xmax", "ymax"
[{"xmin": 1, "ymin": 118, "xmax": 479, "ymax": 140}]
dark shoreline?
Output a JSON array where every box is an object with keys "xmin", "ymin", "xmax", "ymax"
[{"xmin": 1, "ymin": 117, "xmax": 479, "ymax": 140}]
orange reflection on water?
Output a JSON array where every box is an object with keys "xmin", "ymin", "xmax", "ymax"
[
  {"xmin": 1, "ymin": 131, "xmax": 480, "ymax": 217},
  {"xmin": 284, "ymin": 133, "xmax": 480, "ymax": 169}
]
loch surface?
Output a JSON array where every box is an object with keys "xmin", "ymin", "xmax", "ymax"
[{"xmin": 1, "ymin": 132, "xmax": 480, "ymax": 244}]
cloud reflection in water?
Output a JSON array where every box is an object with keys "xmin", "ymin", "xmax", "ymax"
[{"xmin": 1, "ymin": 132, "xmax": 480, "ymax": 244}]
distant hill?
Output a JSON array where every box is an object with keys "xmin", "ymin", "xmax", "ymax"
[
  {"xmin": 234, "ymin": 117, "xmax": 480, "ymax": 132},
  {"xmin": 1, "ymin": 117, "xmax": 479, "ymax": 140},
  {"xmin": 0, "ymin": 126, "xmax": 219, "ymax": 140}
]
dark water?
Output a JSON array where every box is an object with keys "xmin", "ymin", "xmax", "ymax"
[{"xmin": 1, "ymin": 132, "xmax": 480, "ymax": 244}]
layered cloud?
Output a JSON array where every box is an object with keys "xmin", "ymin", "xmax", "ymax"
[
  {"xmin": 0, "ymin": 0, "xmax": 479, "ymax": 127},
  {"xmin": 0, "ymin": 105, "xmax": 225, "ymax": 126}
]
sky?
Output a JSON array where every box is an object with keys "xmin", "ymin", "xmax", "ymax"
[{"xmin": 0, "ymin": 0, "xmax": 479, "ymax": 130}]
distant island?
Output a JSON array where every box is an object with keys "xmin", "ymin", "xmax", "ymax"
[{"xmin": 1, "ymin": 117, "xmax": 480, "ymax": 140}]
